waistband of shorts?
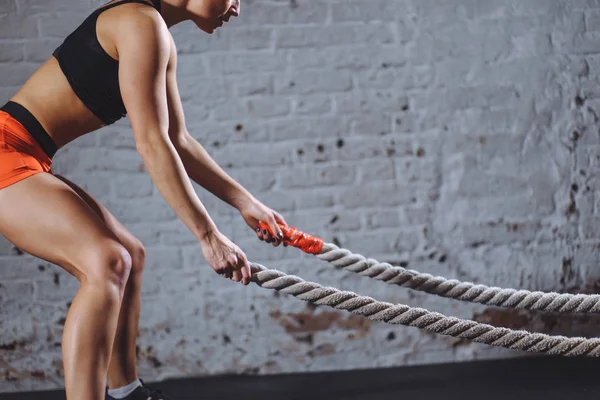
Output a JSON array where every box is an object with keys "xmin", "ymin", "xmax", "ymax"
[{"xmin": 0, "ymin": 101, "xmax": 57, "ymax": 159}]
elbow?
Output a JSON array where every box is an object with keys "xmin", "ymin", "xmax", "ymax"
[
  {"xmin": 135, "ymin": 132, "xmax": 170, "ymax": 161},
  {"xmin": 171, "ymin": 130, "xmax": 191, "ymax": 150}
]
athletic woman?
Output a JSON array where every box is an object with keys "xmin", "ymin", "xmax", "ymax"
[{"xmin": 0, "ymin": 0, "xmax": 287, "ymax": 398}]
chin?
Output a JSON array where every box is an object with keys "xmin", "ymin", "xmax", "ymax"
[{"xmin": 194, "ymin": 20, "xmax": 217, "ymax": 34}]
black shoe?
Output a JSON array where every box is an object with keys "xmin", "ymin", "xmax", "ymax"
[{"xmin": 106, "ymin": 379, "xmax": 169, "ymax": 400}]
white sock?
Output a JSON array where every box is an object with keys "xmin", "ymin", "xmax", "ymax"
[{"xmin": 108, "ymin": 379, "xmax": 142, "ymax": 399}]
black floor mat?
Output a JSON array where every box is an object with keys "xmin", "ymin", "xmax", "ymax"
[{"xmin": 3, "ymin": 356, "xmax": 600, "ymax": 400}]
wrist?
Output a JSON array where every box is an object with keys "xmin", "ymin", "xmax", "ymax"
[
  {"xmin": 229, "ymin": 189, "xmax": 255, "ymax": 211},
  {"xmin": 194, "ymin": 220, "xmax": 218, "ymax": 242}
]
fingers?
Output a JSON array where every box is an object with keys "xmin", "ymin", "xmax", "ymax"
[
  {"xmin": 219, "ymin": 250, "xmax": 252, "ymax": 285},
  {"xmin": 256, "ymin": 225, "xmax": 265, "ymax": 241},
  {"xmin": 237, "ymin": 251, "xmax": 252, "ymax": 285},
  {"xmin": 268, "ymin": 216, "xmax": 284, "ymax": 240},
  {"xmin": 228, "ymin": 253, "xmax": 240, "ymax": 282},
  {"xmin": 273, "ymin": 211, "xmax": 288, "ymax": 227},
  {"xmin": 256, "ymin": 217, "xmax": 284, "ymax": 246}
]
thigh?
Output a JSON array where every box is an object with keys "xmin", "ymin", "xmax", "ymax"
[
  {"xmin": 0, "ymin": 173, "xmax": 121, "ymax": 280},
  {"xmin": 55, "ymin": 175, "xmax": 143, "ymax": 261}
]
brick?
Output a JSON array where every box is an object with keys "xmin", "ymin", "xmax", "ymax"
[
  {"xmin": 57, "ymin": 173, "xmax": 112, "ymax": 201},
  {"xmin": 0, "ymin": 237, "xmax": 15, "ymax": 256},
  {"xmin": 174, "ymin": 54, "xmax": 208, "ymax": 77},
  {"xmin": 335, "ymin": 91, "xmax": 410, "ymax": 114},
  {"xmin": 455, "ymin": 170, "xmax": 531, "ymax": 198},
  {"xmin": 126, "ymin": 222, "xmax": 163, "ymax": 246},
  {"xmin": 292, "ymin": 209, "xmax": 363, "ymax": 233},
  {"xmin": 225, "ymin": 27, "xmax": 273, "ymax": 51},
  {"xmin": 211, "ymin": 142, "xmax": 291, "ymax": 168},
  {"xmin": 276, "ymin": 24, "xmax": 394, "ymax": 48},
  {"xmin": 51, "ymin": 148, "xmax": 143, "ymax": 174},
  {"xmin": 358, "ymin": 159, "xmax": 396, "ymax": 183},
  {"xmin": 275, "ymin": 70, "xmax": 352, "ymax": 95},
  {"xmin": 234, "ymin": 74, "xmax": 274, "ymax": 97},
  {"xmin": 332, "ymin": 0, "xmax": 404, "ymax": 22},
  {"xmin": 270, "ymin": 116, "xmax": 350, "ymax": 142},
  {"xmin": 113, "ymin": 174, "xmax": 154, "ymax": 198},
  {"xmin": 0, "ymin": 63, "xmax": 38, "ymax": 86},
  {"xmin": 279, "ymin": 164, "xmax": 356, "ymax": 188},
  {"xmin": 236, "ymin": 97, "xmax": 292, "ymax": 119},
  {"xmin": 178, "ymin": 76, "xmax": 233, "ymax": 101},
  {"xmin": 0, "ymin": 281, "xmax": 34, "ymax": 320},
  {"xmin": 251, "ymin": 190, "xmax": 295, "ymax": 213},
  {"xmin": 210, "ymin": 98, "xmax": 266, "ymax": 121},
  {"xmin": 35, "ymin": 272, "xmax": 78, "ymax": 303},
  {"xmin": 366, "ymin": 210, "xmax": 402, "ymax": 229},
  {"xmin": 39, "ymin": 12, "xmax": 88, "ymax": 37},
  {"xmin": 0, "ymin": 257, "xmax": 54, "ymax": 280},
  {"xmin": 19, "ymin": 0, "xmax": 95, "ymax": 11},
  {"xmin": 104, "ymin": 198, "xmax": 177, "ymax": 224},
  {"xmin": 0, "ymin": 43, "xmax": 23, "ymax": 62},
  {"xmin": 414, "ymin": 85, "xmax": 520, "ymax": 112},
  {"xmin": 289, "ymin": 0, "xmax": 328, "ymax": 24},
  {"xmin": 586, "ymin": 9, "xmax": 600, "ymax": 31},
  {"xmin": 0, "ymin": 13, "xmax": 37, "ymax": 39},
  {"xmin": 351, "ymin": 113, "xmax": 394, "ymax": 135},
  {"xmin": 339, "ymin": 182, "xmax": 419, "ymax": 209},
  {"xmin": 455, "ymin": 0, "xmax": 506, "ymax": 20},
  {"xmin": 227, "ymin": 167, "xmax": 277, "ymax": 192},
  {"xmin": 0, "ymin": 86, "xmax": 18, "ymax": 103},
  {"xmin": 289, "ymin": 45, "xmax": 407, "ymax": 72},
  {"xmin": 293, "ymin": 94, "xmax": 332, "ymax": 115},
  {"xmin": 172, "ymin": 24, "xmax": 225, "ymax": 54},
  {"xmin": 23, "ymin": 39, "xmax": 63, "ymax": 62},
  {"xmin": 188, "ymin": 120, "xmax": 270, "ymax": 143},
  {"xmin": 291, "ymin": 188, "xmax": 336, "ymax": 210},
  {"xmin": 0, "ymin": 0, "xmax": 16, "ymax": 13},
  {"xmin": 98, "ymin": 127, "xmax": 136, "ymax": 149},
  {"xmin": 139, "ymin": 247, "xmax": 183, "ymax": 296},
  {"xmin": 343, "ymin": 228, "xmax": 421, "ymax": 255},
  {"xmin": 209, "ymin": 52, "xmax": 287, "ymax": 75},
  {"xmin": 239, "ymin": 3, "xmax": 290, "ymax": 25}
]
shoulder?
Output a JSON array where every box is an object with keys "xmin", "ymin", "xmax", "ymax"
[{"xmin": 113, "ymin": 5, "xmax": 171, "ymax": 57}]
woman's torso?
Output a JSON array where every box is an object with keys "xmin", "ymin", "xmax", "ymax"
[{"xmin": 9, "ymin": 0, "xmax": 161, "ymax": 149}]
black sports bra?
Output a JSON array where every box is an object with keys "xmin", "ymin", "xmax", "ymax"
[{"xmin": 52, "ymin": 0, "xmax": 161, "ymax": 126}]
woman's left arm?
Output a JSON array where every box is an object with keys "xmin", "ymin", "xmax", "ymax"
[{"xmin": 165, "ymin": 37, "xmax": 285, "ymax": 244}]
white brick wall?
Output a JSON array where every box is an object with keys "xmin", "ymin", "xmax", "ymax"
[{"xmin": 2, "ymin": 0, "xmax": 600, "ymax": 393}]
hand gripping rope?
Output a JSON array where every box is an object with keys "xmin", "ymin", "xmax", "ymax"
[{"xmin": 254, "ymin": 222, "xmax": 600, "ymax": 357}]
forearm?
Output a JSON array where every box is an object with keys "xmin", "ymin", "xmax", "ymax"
[
  {"xmin": 138, "ymin": 135, "xmax": 217, "ymax": 239},
  {"xmin": 175, "ymin": 133, "xmax": 253, "ymax": 209}
]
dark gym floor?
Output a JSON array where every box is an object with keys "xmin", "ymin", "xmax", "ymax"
[{"xmin": 3, "ymin": 356, "xmax": 600, "ymax": 400}]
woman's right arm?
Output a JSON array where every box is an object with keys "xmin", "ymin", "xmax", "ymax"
[{"xmin": 115, "ymin": 8, "xmax": 251, "ymax": 284}]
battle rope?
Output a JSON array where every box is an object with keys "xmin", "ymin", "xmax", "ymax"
[
  {"xmin": 249, "ymin": 263, "xmax": 600, "ymax": 357},
  {"xmin": 258, "ymin": 222, "xmax": 600, "ymax": 314}
]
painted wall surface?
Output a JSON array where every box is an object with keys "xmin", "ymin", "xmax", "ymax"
[{"xmin": 2, "ymin": 0, "xmax": 600, "ymax": 392}]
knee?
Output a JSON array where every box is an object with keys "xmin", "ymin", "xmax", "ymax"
[
  {"xmin": 128, "ymin": 238, "xmax": 146, "ymax": 276},
  {"xmin": 86, "ymin": 241, "xmax": 133, "ymax": 290}
]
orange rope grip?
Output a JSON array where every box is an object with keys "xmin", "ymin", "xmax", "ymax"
[{"xmin": 258, "ymin": 222, "xmax": 324, "ymax": 254}]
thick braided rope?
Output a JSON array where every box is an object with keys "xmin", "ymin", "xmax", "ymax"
[
  {"xmin": 315, "ymin": 243, "xmax": 600, "ymax": 314},
  {"xmin": 249, "ymin": 263, "xmax": 600, "ymax": 357}
]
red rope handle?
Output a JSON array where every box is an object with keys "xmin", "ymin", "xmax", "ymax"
[{"xmin": 258, "ymin": 222, "xmax": 324, "ymax": 254}]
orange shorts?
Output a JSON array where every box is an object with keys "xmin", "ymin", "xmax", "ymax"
[{"xmin": 0, "ymin": 110, "xmax": 53, "ymax": 190}]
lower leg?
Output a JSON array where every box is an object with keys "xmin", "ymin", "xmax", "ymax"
[
  {"xmin": 107, "ymin": 271, "xmax": 143, "ymax": 389},
  {"xmin": 63, "ymin": 270, "xmax": 130, "ymax": 399},
  {"xmin": 107, "ymin": 248, "xmax": 145, "ymax": 390}
]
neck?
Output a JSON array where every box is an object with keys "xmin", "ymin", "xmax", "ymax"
[{"xmin": 159, "ymin": 0, "xmax": 190, "ymax": 27}]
